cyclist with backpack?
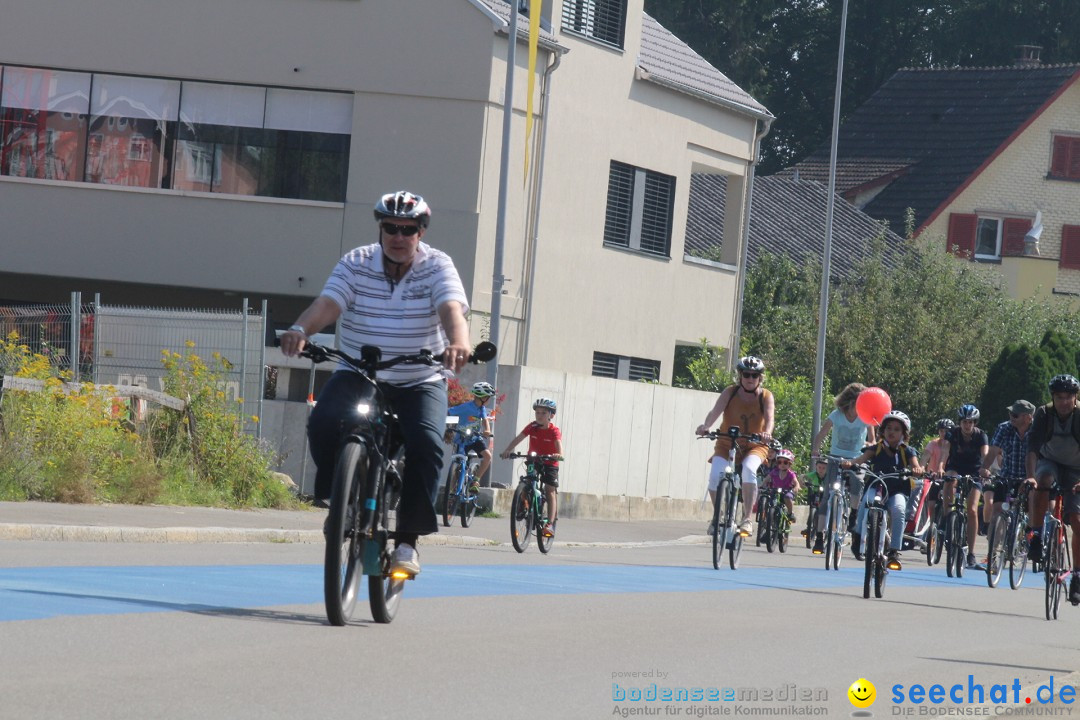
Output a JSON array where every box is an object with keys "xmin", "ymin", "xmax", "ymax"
[
  {"xmin": 841, "ymin": 411, "xmax": 924, "ymax": 570},
  {"xmin": 696, "ymin": 356, "xmax": 775, "ymax": 536},
  {"xmin": 1024, "ymin": 374, "xmax": 1080, "ymax": 603},
  {"xmin": 940, "ymin": 404, "xmax": 989, "ymax": 569}
]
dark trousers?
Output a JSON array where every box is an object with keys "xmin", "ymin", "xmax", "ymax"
[{"xmin": 307, "ymin": 371, "xmax": 447, "ymax": 537}]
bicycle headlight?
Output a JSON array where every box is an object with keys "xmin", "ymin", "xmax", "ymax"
[
  {"xmin": 356, "ymin": 403, "xmax": 371, "ymax": 416},
  {"xmin": 832, "ymin": 481, "xmax": 841, "ymax": 490}
]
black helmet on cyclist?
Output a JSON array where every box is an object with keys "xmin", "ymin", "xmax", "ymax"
[
  {"xmin": 471, "ymin": 381, "xmax": 495, "ymax": 399},
  {"xmin": 1049, "ymin": 374, "xmax": 1080, "ymax": 394},
  {"xmin": 533, "ymin": 397, "xmax": 557, "ymax": 414},
  {"xmin": 736, "ymin": 356, "xmax": 765, "ymax": 373},
  {"xmin": 936, "ymin": 418, "xmax": 954, "ymax": 431},
  {"xmin": 373, "ymin": 190, "xmax": 431, "ymax": 228},
  {"xmin": 882, "ymin": 410, "xmax": 911, "ymax": 433},
  {"xmin": 957, "ymin": 404, "xmax": 980, "ymax": 421}
]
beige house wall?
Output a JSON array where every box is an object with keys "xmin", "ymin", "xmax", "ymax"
[
  {"xmin": 1, "ymin": 0, "xmax": 761, "ymax": 381},
  {"xmin": 920, "ymin": 80, "xmax": 1080, "ymax": 303}
]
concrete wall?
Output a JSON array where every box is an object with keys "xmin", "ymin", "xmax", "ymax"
[
  {"xmin": 920, "ymin": 79, "xmax": 1080, "ymax": 301},
  {"xmin": 261, "ymin": 362, "xmax": 720, "ymax": 505}
]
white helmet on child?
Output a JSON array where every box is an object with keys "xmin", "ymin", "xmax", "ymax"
[{"xmin": 881, "ymin": 411, "xmax": 911, "ymax": 433}]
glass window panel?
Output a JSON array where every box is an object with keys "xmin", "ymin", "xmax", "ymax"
[
  {"xmin": 85, "ymin": 115, "xmax": 174, "ymax": 188},
  {"xmin": 975, "ymin": 217, "xmax": 1000, "ymax": 257},
  {"xmin": 180, "ymin": 82, "xmax": 264, "ymax": 129},
  {"xmin": 2, "ymin": 66, "xmax": 91, "ymax": 113},
  {"xmin": 91, "ymin": 74, "xmax": 180, "ymax": 121},
  {"xmin": 264, "ymin": 88, "xmax": 352, "ymax": 134},
  {"xmin": 1, "ymin": 107, "xmax": 87, "ymax": 181}
]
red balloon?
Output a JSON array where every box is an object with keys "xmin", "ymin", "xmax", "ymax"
[{"xmin": 855, "ymin": 387, "xmax": 892, "ymax": 426}]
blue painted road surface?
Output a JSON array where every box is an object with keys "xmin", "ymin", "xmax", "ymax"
[{"xmin": 0, "ymin": 562, "xmax": 1020, "ymax": 623}]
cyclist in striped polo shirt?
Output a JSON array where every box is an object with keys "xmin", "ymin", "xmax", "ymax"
[{"xmin": 280, "ymin": 190, "xmax": 471, "ymax": 577}]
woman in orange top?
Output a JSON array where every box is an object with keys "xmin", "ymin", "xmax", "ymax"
[{"xmin": 696, "ymin": 355, "xmax": 775, "ymax": 536}]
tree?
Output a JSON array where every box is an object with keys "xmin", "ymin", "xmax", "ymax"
[{"xmin": 978, "ymin": 344, "xmax": 1056, "ymax": 429}]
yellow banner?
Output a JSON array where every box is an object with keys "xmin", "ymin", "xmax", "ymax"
[{"xmin": 524, "ymin": 5, "xmax": 541, "ymax": 184}]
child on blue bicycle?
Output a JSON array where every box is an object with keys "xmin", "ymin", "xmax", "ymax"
[
  {"xmin": 842, "ymin": 411, "xmax": 924, "ymax": 570},
  {"xmin": 446, "ymin": 381, "xmax": 496, "ymax": 490},
  {"xmin": 500, "ymin": 398, "xmax": 563, "ymax": 537}
]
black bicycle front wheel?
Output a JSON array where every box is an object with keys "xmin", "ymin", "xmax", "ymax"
[
  {"xmin": 1009, "ymin": 515, "xmax": 1028, "ymax": 589},
  {"xmin": 1044, "ymin": 527, "xmax": 1062, "ymax": 620},
  {"xmin": 712, "ymin": 481, "xmax": 730, "ymax": 570},
  {"xmin": 537, "ymin": 495, "xmax": 554, "ymax": 554},
  {"xmin": 765, "ymin": 506, "xmax": 777, "ymax": 553},
  {"xmin": 954, "ymin": 516, "xmax": 967, "ymax": 578},
  {"xmin": 324, "ymin": 440, "xmax": 365, "ymax": 626},
  {"xmin": 510, "ymin": 482, "xmax": 532, "ymax": 553},
  {"xmin": 986, "ymin": 513, "xmax": 1009, "ymax": 588},
  {"xmin": 863, "ymin": 512, "xmax": 878, "ymax": 599},
  {"xmin": 824, "ymin": 501, "xmax": 837, "ymax": 570},
  {"xmin": 944, "ymin": 513, "xmax": 959, "ymax": 578},
  {"xmin": 442, "ymin": 463, "xmax": 461, "ymax": 528}
]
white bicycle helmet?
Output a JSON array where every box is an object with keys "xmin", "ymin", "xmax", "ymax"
[
  {"xmin": 373, "ymin": 190, "xmax": 431, "ymax": 227},
  {"xmin": 776, "ymin": 448, "xmax": 795, "ymax": 463},
  {"xmin": 881, "ymin": 410, "xmax": 911, "ymax": 433},
  {"xmin": 471, "ymin": 381, "xmax": 495, "ymax": 398}
]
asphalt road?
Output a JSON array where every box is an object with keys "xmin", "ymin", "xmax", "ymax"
[{"xmin": 1, "ymin": 514, "xmax": 1079, "ymax": 720}]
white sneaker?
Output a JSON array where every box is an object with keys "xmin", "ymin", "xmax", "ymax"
[
  {"xmin": 390, "ymin": 543, "xmax": 420, "ymax": 576},
  {"xmin": 738, "ymin": 518, "xmax": 753, "ymax": 536}
]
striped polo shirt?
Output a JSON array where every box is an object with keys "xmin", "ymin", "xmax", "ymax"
[{"xmin": 321, "ymin": 241, "xmax": 469, "ymax": 386}]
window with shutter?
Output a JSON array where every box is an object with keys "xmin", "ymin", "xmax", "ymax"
[
  {"xmin": 1001, "ymin": 217, "xmax": 1032, "ymax": 257},
  {"xmin": 561, "ymin": 0, "xmax": 626, "ymax": 48},
  {"xmin": 1061, "ymin": 225, "xmax": 1080, "ymax": 270},
  {"xmin": 592, "ymin": 351, "xmax": 619, "ymax": 379},
  {"xmin": 947, "ymin": 213, "xmax": 977, "ymax": 259},
  {"xmin": 603, "ymin": 160, "xmax": 675, "ymax": 257},
  {"xmin": 628, "ymin": 357, "xmax": 660, "ymax": 382},
  {"xmin": 1050, "ymin": 135, "xmax": 1080, "ymax": 180}
]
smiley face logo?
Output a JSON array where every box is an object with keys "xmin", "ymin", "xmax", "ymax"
[{"xmin": 848, "ymin": 678, "xmax": 876, "ymax": 708}]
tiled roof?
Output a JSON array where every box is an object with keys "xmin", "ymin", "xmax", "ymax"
[
  {"xmin": 776, "ymin": 158, "xmax": 915, "ymax": 196},
  {"xmin": 685, "ymin": 174, "xmax": 904, "ymax": 275},
  {"xmin": 787, "ymin": 64, "xmax": 1080, "ymax": 231},
  {"xmin": 637, "ymin": 13, "xmax": 770, "ymax": 117},
  {"xmin": 475, "ymin": 2, "xmax": 769, "ymax": 117}
]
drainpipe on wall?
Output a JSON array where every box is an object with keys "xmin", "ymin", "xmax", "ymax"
[
  {"xmin": 728, "ymin": 116, "xmax": 773, "ymax": 368},
  {"xmin": 520, "ymin": 49, "xmax": 564, "ymax": 366}
]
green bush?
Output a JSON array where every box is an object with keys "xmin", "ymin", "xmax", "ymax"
[{"xmin": 0, "ymin": 333, "xmax": 296, "ymax": 508}]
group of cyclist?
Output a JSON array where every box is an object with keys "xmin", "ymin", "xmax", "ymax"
[{"xmin": 695, "ymin": 356, "xmax": 1080, "ymax": 601}]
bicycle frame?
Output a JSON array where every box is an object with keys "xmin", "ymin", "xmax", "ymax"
[
  {"xmin": 1042, "ymin": 483, "xmax": 1073, "ymax": 620},
  {"xmin": 817, "ymin": 455, "xmax": 852, "ymax": 570}
]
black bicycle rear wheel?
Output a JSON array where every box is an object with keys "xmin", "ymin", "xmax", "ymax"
[
  {"xmin": 324, "ymin": 440, "xmax": 365, "ymax": 626},
  {"xmin": 369, "ymin": 464, "xmax": 403, "ymax": 624},
  {"xmin": 442, "ymin": 464, "xmax": 460, "ymax": 527},
  {"xmin": 986, "ymin": 513, "xmax": 1008, "ymax": 588},
  {"xmin": 510, "ymin": 482, "xmax": 532, "ymax": 553},
  {"xmin": 712, "ymin": 481, "xmax": 730, "ymax": 570}
]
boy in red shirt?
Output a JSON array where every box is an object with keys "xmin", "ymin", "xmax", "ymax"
[{"xmin": 500, "ymin": 398, "xmax": 564, "ymax": 537}]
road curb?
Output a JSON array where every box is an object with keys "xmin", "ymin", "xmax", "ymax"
[{"xmin": 0, "ymin": 523, "xmax": 497, "ymax": 546}]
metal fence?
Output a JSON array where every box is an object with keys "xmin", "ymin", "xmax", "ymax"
[{"xmin": 0, "ymin": 293, "xmax": 269, "ymax": 436}]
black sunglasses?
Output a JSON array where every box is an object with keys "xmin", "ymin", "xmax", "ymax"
[
  {"xmin": 742, "ymin": 372, "xmax": 761, "ymax": 379},
  {"xmin": 381, "ymin": 222, "xmax": 421, "ymax": 237}
]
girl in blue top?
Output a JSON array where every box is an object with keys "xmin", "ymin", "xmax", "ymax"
[{"xmin": 810, "ymin": 383, "xmax": 877, "ymax": 553}]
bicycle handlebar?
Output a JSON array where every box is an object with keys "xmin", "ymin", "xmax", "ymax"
[
  {"xmin": 696, "ymin": 427, "xmax": 781, "ymax": 450},
  {"xmin": 275, "ymin": 339, "xmax": 497, "ymax": 375},
  {"xmin": 504, "ymin": 452, "xmax": 561, "ymax": 462}
]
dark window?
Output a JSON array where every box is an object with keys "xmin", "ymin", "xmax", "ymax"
[
  {"xmin": 0, "ymin": 67, "xmax": 351, "ymax": 202},
  {"xmin": 1061, "ymin": 225, "xmax": 1080, "ymax": 271},
  {"xmin": 1050, "ymin": 135, "xmax": 1080, "ymax": 180},
  {"xmin": 603, "ymin": 160, "xmax": 675, "ymax": 257},
  {"xmin": 592, "ymin": 351, "xmax": 660, "ymax": 382},
  {"xmin": 561, "ymin": 0, "xmax": 627, "ymax": 49}
]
